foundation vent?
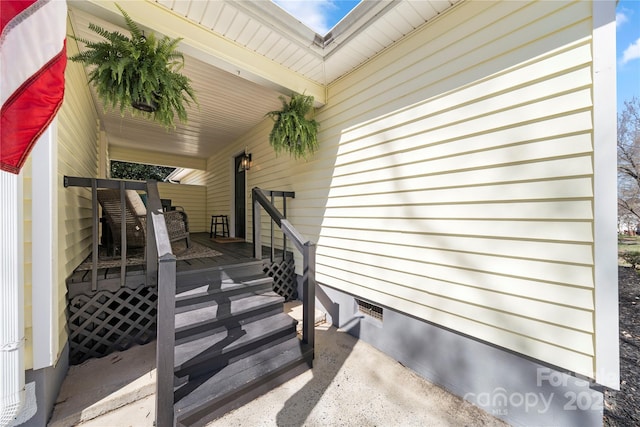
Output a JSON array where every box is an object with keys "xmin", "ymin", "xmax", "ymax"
[{"xmin": 356, "ymin": 299, "xmax": 383, "ymax": 321}]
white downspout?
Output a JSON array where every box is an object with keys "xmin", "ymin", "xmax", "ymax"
[{"xmin": 0, "ymin": 170, "xmax": 25, "ymax": 426}]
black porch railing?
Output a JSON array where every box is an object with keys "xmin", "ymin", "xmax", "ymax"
[
  {"xmin": 64, "ymin": 176, "xmax": 149, "ymax": 291},
  {"xmin": 64, "ymin": 179, "xmax": 314, "ymax": 425},
  {"xmin": 252, "ymin": 187, "xmax": 316, "ymax": 348},
  {"xmin": 64, "ymin": 177, "xmax": 176, "ymax": 425},
  {"xmin": 146, "ymin": 181, "xmax": 176, "ymax": 427}
]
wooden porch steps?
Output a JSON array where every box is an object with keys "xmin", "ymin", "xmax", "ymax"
[
  {"xmin": 171, "ymin": 260, "xmax": 313, "ymax": 426},
  {"xmin": 175, "ymin": 339, "xmax": 313, "ymax": 427}
]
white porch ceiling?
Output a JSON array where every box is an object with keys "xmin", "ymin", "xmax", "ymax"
[{"xmin": 66, "ymin": 0, "xmax": 458, "ymax": 166}]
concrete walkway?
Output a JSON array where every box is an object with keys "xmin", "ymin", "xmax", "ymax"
[{"xmin": 49, "ymin": 303, "xmax": 507, "ymax": 427}]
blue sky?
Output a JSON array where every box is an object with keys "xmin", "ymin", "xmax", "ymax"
[
  {"xmin": 617, "ymin": 0, "xmax": 640, "ymax": 112},
  {"xmin": 276, "ymin": 0, "xmax": 639, "ymax": 114},
  {"xmin": 273, "ymin": 0, "xmax": 360, "ymax": 34}
]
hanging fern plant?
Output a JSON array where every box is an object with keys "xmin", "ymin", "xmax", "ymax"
[
  {"xmin": 266, "ymin": 93, "xmax": 319, "ymax": 159},
  {"xmin": 69, "ymin": 3, "xmax": 197, "ymax": 129}
]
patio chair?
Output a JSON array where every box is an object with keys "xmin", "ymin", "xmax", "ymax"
[{"xmin": 97, "ymin": 189, "xmax": 191, "ymax": 252}]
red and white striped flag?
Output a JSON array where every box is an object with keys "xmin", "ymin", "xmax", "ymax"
[{"xmin": 1, "ymin": 0, "xmax": 67, "ymax": 174}]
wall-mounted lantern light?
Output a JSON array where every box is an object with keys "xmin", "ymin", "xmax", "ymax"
[{"xmin": 238, "ymin": 151, "xmax": 252, "ymax": 172}]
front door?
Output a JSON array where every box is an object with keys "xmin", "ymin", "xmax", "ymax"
[{"xmin": 234, "ymin": 154, "xmax": 246, "ymax": 238}]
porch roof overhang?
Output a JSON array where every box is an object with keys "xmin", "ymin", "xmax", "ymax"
[{"xmin": 66, "ymin": 0, "xmax": 459, "ymax": 166}]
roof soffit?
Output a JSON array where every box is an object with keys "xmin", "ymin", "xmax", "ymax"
[
  {"xmin": 151, "ymin": 0, "xmax": 459, "ymax": 85},
  {"xmin": 64, "ymin": 0, "xmax": 460, "ymax": 162},
  {"xmin": 69, "ymin": 0, "xmax": 326, "ymax": 104}
]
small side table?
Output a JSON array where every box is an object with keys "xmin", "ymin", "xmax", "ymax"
[{"xmin": 210, "ymin": 215, "xmax": 229, "ymax": 238}]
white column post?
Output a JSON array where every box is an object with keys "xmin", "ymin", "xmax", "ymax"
[
  {"xmin": 0, "ymin": 170, "xmax": 25, "ymax": 423},
  {"xmin": 592, "ymin": 0, "xmax": 619, "ymax": 389},
  {"xmin": 98, "ymin": 127, "xmax": 108, "ymax": 178},
  {"xmin": 31, "ymin": 123, "xmax": 59, "ymax": 369}
]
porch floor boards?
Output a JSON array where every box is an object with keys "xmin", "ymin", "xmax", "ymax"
[{"xmin": 66, "ymin": 233, "xmax": 277, "ymax": 292}]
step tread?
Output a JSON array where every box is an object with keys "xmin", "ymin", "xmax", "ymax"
[
  {"xmin": 174, "ymin": 291, "xmax": 284, "ymax": 331},
  {"xmin": 178, "ymin": 273, "xmax": 270, "ymax": 292},
  {"xmin": 174, "ymin": 338, "xmax": 312, "ymax": 421},
  {"xmin": 175, "ymin": 277, "xmax": 272, "ymax": 308},
  {"xmin": 174, "ymin": 312, "xmax": 297, "ymax": 371},
  {"xmin": 176, "ymin": 260, "xmax": 266, "ymax": 281}
]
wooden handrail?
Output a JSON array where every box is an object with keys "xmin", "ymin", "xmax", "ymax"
[
  {"xmin": 65, "ymin": 176, "xmax": 176, "ymax": 426},
  {"xmin": 146, "ymin": 181, "xmax": 176, "ymax": 427},
  {"xmin": 64, "ymin": 176, "xmax": 146, "ymax": 190},
  {"xmin": 252, "ymin": 187, "xmax": 315, "ymax": 348}
]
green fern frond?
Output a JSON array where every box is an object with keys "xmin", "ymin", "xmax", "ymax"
[
  {"xmin": 266, "ymin": 93, "xmax": 319, "ymax": 159},
  {"xmin": 68, "ymin": 2, "xmax": 197, "ymax": 129},
  {"xmin": 116, "ymin": 3, "xmax": 143, "ymax": 41}
]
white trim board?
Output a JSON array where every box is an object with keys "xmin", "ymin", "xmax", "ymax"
[
  {"xmin": 31, "ymin": 123, "xmax": 59, "ymax": 369},
  {"xmin": 592, "ymin": 0, "xmax": 619, "ymax": 390}
]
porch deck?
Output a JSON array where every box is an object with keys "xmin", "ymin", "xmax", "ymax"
[{"xmin": 66, "ymin": 233, "xmax": 283, "ymax": 296}]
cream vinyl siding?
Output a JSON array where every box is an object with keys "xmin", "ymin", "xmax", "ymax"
[
  {"xmin": 204, "ymin": 123, "xmax": 263, "ymax": 235},
  {"xmin": 204, "ymin": 118, "xmax": 302, "ymax": 243},
  {"xmin": 158, "ymin": 182, "xmax": 207, "ymax": 232},
  {"xmin": 204, "ymin": 152, "xmax": 233, "ymax": 230},
  {"xmin": 205, "ymin": 1, "xmax": 598, "ymax": 377},
  {"xmin": 309, "ymin": 0, "xmax": 596, "ymax": 377},
  {"xmin": 55, "ymin": 27, "xmax": 100, "ymax": 359}
]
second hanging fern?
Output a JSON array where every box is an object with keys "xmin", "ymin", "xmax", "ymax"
[{"xmin": 266, "ymin": 93, "xmax": 319, "ymax": 159}]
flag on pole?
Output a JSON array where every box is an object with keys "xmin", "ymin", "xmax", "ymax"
[{"xmin": 1, "ymin": 0, "xmax": 67, "ymax": 174}]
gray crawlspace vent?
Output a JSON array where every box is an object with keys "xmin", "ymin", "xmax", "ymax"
[{"xmin": 356, "ymin": 299, "xmax": 383, "ymax": 321}]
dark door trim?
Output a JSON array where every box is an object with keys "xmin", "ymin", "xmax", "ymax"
[{"xmin": 234, "ymin": 153, "xmax": 246, "ymax": 238}]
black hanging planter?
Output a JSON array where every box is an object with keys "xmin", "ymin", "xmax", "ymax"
[
  {"xmin": 131, "ymin": 97, "xmax": 158, "ymax": 113},
  {"xmin": 132, "ymin": 91, "xmax": 160, "ymax": 113}
]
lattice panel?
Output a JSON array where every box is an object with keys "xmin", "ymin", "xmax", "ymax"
[
  {"xmin": 264, "ymin": 257, "xmax": 297, "ymax": 301},
  {"xmin": 68, "ymin": 286, "xmax": 157, "ymax": 364}
]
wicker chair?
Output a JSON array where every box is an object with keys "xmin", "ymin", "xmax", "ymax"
[{"xmin": 97, "ymin": 189, "xmax": 191, "ymax": 252}]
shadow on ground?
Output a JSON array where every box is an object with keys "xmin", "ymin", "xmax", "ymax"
[{"xmin": 275, "ymin": 320, "xmax": 359, "ymax": 426}]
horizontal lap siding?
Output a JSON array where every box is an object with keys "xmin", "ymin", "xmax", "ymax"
[
  {"xmin": 310, "ymin": 0, "xmax": 596, "ymax": 377},
  {"xmin": 158, "ymin": 183, "xmax": 207, "ymax": 232},
  {"xmin": 55, "ymin": 25, "xmax": 100, "ymax": 362},
  {"xmin": 205, "ymin": 158, "xmax": 231, "ymax": 221},
  {"xmin": 205, "ymin": 119, "xmax": 301, "ymax": 244},
  {"xmin": 245, "ymin": 122, "xmax": 316, "ymax": 248}
]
